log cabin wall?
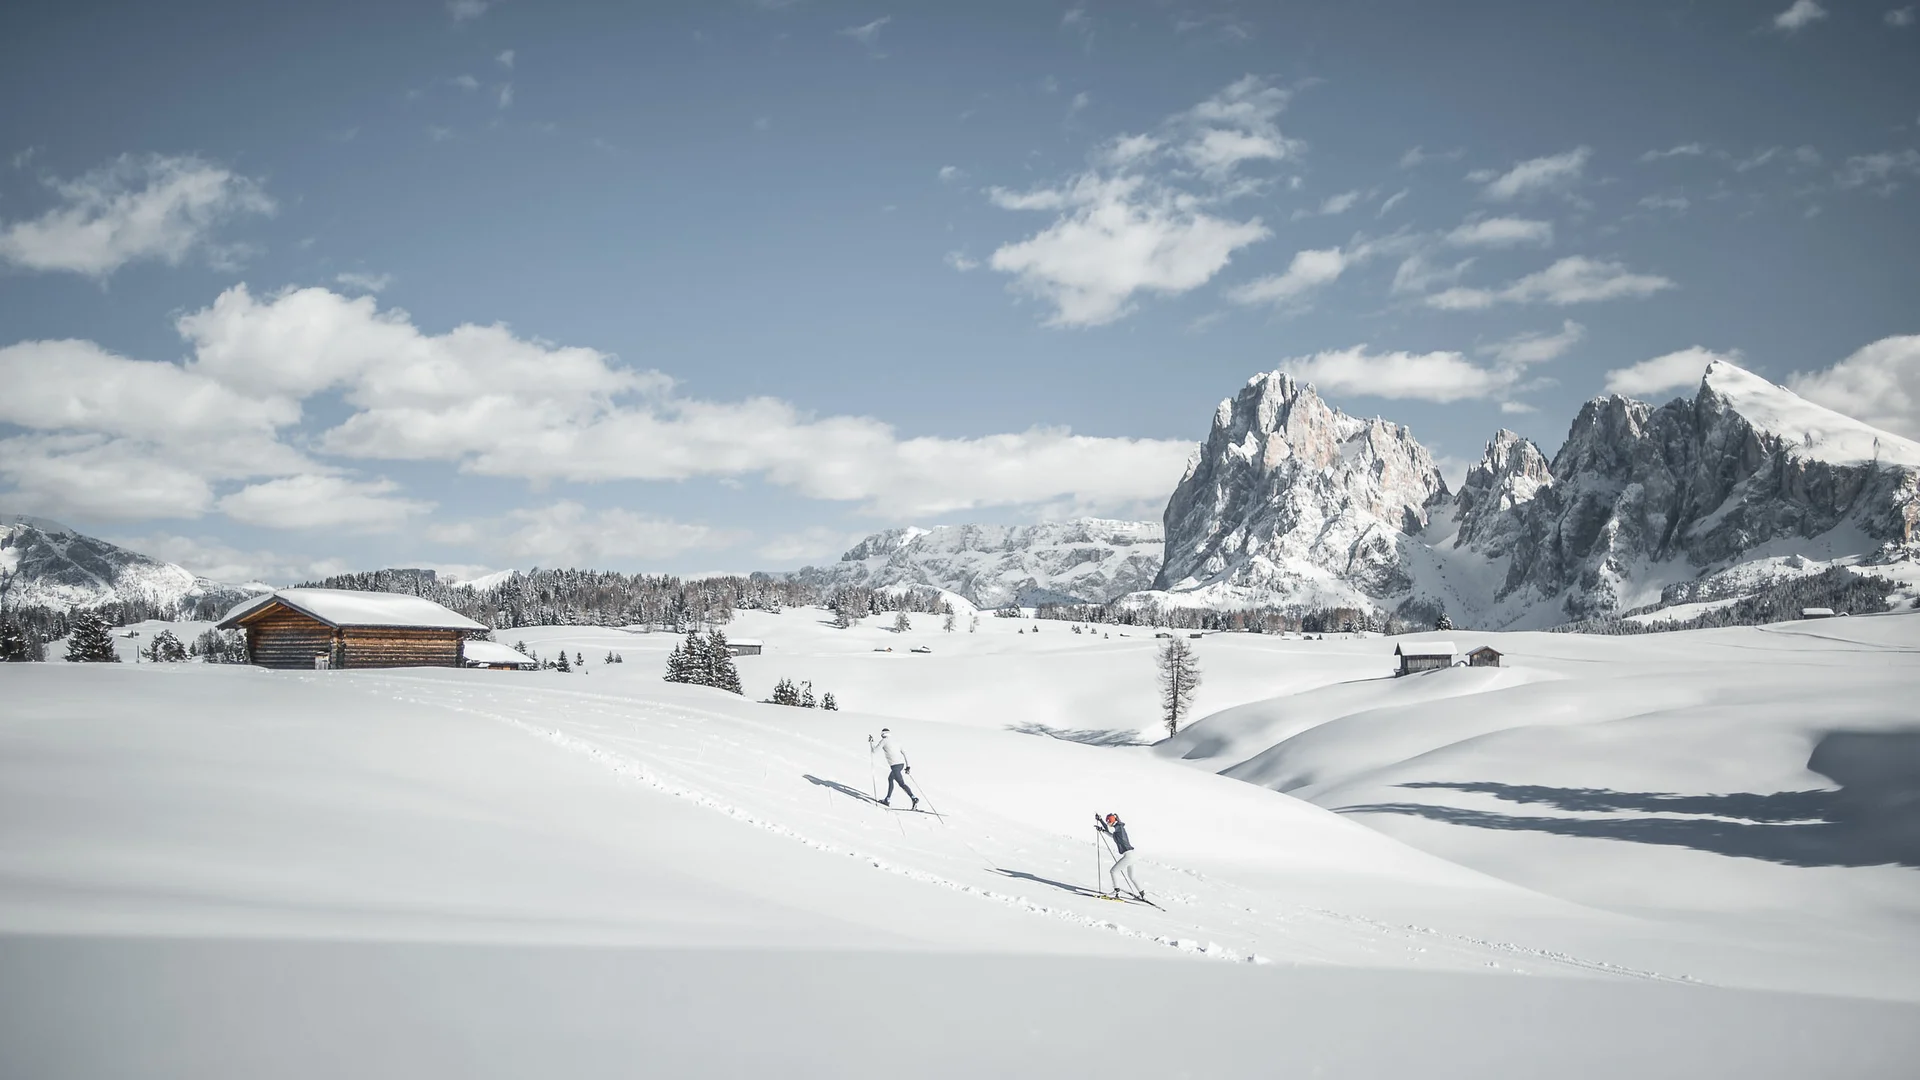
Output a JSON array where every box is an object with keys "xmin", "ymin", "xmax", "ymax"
[
  {"xmin": 337, "ymin": 627, "xmax": 463, "ymax": 668},
  {"xmin": 244, "ymin": 606, "xmax": 339, "ymax": 669}
]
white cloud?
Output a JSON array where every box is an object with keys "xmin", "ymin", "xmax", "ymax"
[
  {"xmin": 1172, "ymin": 76, "xmax": 1300, "ymax": 177},
  {"xmin": 1638, "ymin": 194, "xmax": 1690, "ymax": 213},
  {"xmin": 1398, "ymin": 146, "xmax": 1461, "ymax": 169},
  {"xmin": 1377, "ymin": 188, "xmax": 1409, "ymax": 217},
  {"xmin": 1640, "ymin": 143, "xmax": 1707, "ymax": 162},
  {"xmin": 1603, "ymin": 346, "xmax": 1736, "ymax": 398},
  {"xmin": 1427, "ymin": 256, "xmax": 1674, "ymax": 310},
  {"xmin": 1835, "ymin": 149, "xmax": 1920, "ymax": 190},
  {"xmin": 1734, "ymin": 147, "xmax": 1781, "ymax": 172},
  {"xmin": 1391, "ymin": 251, "xmax": 1474, "ymax": 296},
  {"xmin": 1476, "ymin": 147, "xmax": 1591, "ymax": 201},
  {"xmin": 105, "ymin": 532, "xmax": 346, "ymax": 585},
  {"xmin": 938, "ymin": 165, "xmax": 964, "ymax": 183},
  {"xmin": 431, "ymin": 501, "xmax": 739, "ymax": 566},
  {"xmin": 756, "ymin": 526, "xmax": 867, "ymax": 565},
  {"xmin": 0, "ymin": 434, "xmax": 221, "ymax": 522},
  {"xmin": 429, "ymin": 126, "xmax": 455, "ymax": 142},
  {"xmin": 498, "ymin": 84, "xmax": 514, "ymax": 109},
  {"xmin": 496, "ymin": 49, "xmax": 515, "ymax": 67},
  {"xmin": 987, "ymin": 175, "xmax": 1269, "ymax": 326},
  {"xmin": 217, "ymin": 475, "xmax": 432, "ymax": 532},
  {"xmin": 448, "ymin": 0, "xmax": 495, "ymax": 21},
  {"xmin": 838, "ymin": 15, "xmax": 892, "ymax": 49},
  {"xmin": 1291, "ymin": 189, "xmax": 1364, "ymax": 221},
  {"xmin": 1483, "ymin": 320, "xmax": 1585, "ymax": 367},
  {"xmin": 334, "ymin": 271, "xmax": 392, "ymax": 293},
  {"xmin": 1227, "ymin": 246, "xmax": 1354, "ymax": 308},
  {"xmin": 943, "ymin": 250, "xmax": 978, "ymax": 271},
  {"xmin": 1890, "ymin": 7, "xmax": 1917, "ymax": 27},
  {"xmin": 0, "ymin": 153, "xmax": 274, "ymax": 277},
  {"xmin": 1446, "ymin": 216, "xmax": 1554, "ymax": 248},
  {"xmin": 450, "ymin": 74, "xmax": 480, "ymax": 91},
  {"xmin": 1773, "ymin": 1, "xmax": 1828, "ymax": 33},
  {"xmin": 1068, "ymin": 91, "xmax": 1091, "ymax": 117},
  {"xmin": 1788, "ymin": 335, "xmax": 1920, "ymax": 438},
  {"xmin": 1282, "ymin": 346, "xmax": 1520, "ymax": 404}
]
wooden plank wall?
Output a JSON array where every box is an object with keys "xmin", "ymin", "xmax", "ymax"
[
  {"xmin": 245, "ymin": 607, "xmax": 337, "ymax": 669},
  {"xmin": 338, "ymin": 628, "xmax": 463, "ymax": 669}
]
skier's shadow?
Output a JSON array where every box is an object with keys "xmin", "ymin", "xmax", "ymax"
[
  {"xmin": 803, "ymin": 774, "xmax": 878, "ymax": 805},
  {"xmin": 991, "ymin": 868, "xmax": 1103, "ymax": 899}
]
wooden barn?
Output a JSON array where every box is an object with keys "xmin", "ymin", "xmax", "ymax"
[
  {"xmin": 1466, "ymin": 645, "xmax": 1503, "ymax": 668},
  {"xmin": 724, "ymin": 638, "xmax": 764, "ymax": 657},
  {"xmin": 218, "ymin": 588, "xmax": 488, "ymax": 670},
  {"xmin": 1394, "ymin": 641, "xmax": 1456, "ymax": 676},
  {"xmin": 461, "ymin": 639, "xmax": 538, "ymax": 670}
]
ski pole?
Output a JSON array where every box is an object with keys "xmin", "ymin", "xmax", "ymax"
[
  {"xmin": 1094, "ymin": 830, "xmax": 1104, "ymax": 896},
  {"xmin": 866, "ymin": 736, "xmax": 879, "ymax": 803}
]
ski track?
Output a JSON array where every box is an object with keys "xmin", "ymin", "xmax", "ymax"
[{"xmin": 352, "ymin": 674, "xmax": 1691, "ymax": 982}]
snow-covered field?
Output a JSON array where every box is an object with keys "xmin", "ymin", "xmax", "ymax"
[{"xmin": 5, "ymin": 607, "xmax": 1919, "ymax": 1077}]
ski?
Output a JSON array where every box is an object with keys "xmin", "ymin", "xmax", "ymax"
[{"xmin": 1098, "ymin": 892, "xmax": 1163, "ymax": 910}]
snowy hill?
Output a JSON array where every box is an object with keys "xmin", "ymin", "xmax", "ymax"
[
  {"xmin": 1150, "ymin": 360, "xmax": 1920, "ymax": 628},
  {"xmin": 788, "ymin": 518, "xmax": 1163, "ymax": 607},
  {"xmin": 0, "ymin": 513, "xmax": 262, "ymax": 613},
  {"xmin": 5, "ymin": 608, "xmax": 1918, "ymax": 1075}
]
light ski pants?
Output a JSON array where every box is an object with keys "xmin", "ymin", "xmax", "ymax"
[
  {"xmin": 883, "ymin": 763, "xmax": 916, "ymax": 803},
  {"xmin": 1110, "ymin": 852, "xmax": 1141, "ymax": 895}
]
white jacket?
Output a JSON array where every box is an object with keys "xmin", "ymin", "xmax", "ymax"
[{"xmin": 873, "ymin": 734, "xmax": 906, "ymax": 767}]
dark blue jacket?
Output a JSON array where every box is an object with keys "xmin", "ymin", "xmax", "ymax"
[{"xmin": 1099, "ymin": 819, "xmax": 1133, "ymax": 854}]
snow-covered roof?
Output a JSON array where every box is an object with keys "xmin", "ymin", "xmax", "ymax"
[
  {"xmin": 723, "ymin": 638, "xmax": 764, "ymax": 647},
  {"xmin": 1801, "ymin": 607, "xmax": 1835, "ymax": 617},
  {"xmin": 462, "ymin": 640, "xmax": 536, "ymax": 666},
  {"xmin": 220, "ymin": 588, "xmax": 488, "ymax": 631},
  {"xmin": 1395, "ymin": 641, "xmax": 1457, "ymax": 658}
]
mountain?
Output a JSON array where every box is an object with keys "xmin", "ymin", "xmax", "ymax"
[
  {"xmin": 789, "ymin": 519, "xmax": 1164, "ymax": 608},
  {"xmin": 1150, "ymin": 361, "xmax": 1920, "ymax": 628},
  {"xmin": 0, "ymin": 514, "xmax": 263, "ymax": 614}
]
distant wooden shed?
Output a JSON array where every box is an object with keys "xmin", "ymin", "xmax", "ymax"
[
  {"xmin": 1394, "ymin": 641, "xmax": 1456, "ymax": 676},
  {"xmin": 1800, "ymin": 607, "xmax": 1839, "ymax": 619},
  {"xmin": 1466, "ymin": 646, "xmax": 1502, "ymax": 668},
  {"xmin": 724, "ymin": 638, "xmax": 764, "ymax": 657},
  {"xmin": 461, "ymin": 639, "xmax": 538, "ymax": 670},
  {"xmin": 218, "ymin": 588, "xmax": 487, "ymax": 670}
]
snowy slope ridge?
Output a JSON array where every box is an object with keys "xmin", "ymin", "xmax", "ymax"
[
  {"xmin": 1151, "ymin": 360, "xmax": 1920, "ymax": 627},
  {"xmin": 789, "ymin": 518, "xmax": 1163, "ymax": 607},
  {"xmin": 0, "ymin": 514, "xmax": 261, "ymax": 613}
]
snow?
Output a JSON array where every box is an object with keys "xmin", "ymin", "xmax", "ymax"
[
  {"xmin": 5, "ymin": 606, "xmax": 1920, "ymax": 1076},
  {"xmin": 460, "ymin": 639, "xmax": 535, "ymax": 666},
  {"xmin": 1705, "ymin": 360, "xmax": 1920, "ymax": 468},
  {"xmin": 1395, "ymin": 640, "xmax": 1457, "ymax": 657},
  {"xmin": 220, "ymin": 587, "xmax": 488, "ymax": 631}
]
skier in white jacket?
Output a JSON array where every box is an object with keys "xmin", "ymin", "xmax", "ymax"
[{"xmin": 869, "ymin": 727, "xmax": 919, "ymax": 809}]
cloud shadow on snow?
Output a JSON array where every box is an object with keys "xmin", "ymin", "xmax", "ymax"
[{"xmin": 1336, "ymin": 729, "xmax": 1920, "ymax": 870}]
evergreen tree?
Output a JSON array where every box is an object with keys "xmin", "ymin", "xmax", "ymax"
[
  {"xmin": 704, "ymin": 631, "xmax": 743, "ymax": 695},
  {"xmin": 143, "ymin": 628, "xmax": 188, "ymax": 663},
  {"xmin": 830, "ymin": 605, "xmax": 855, "ymax": 629},
  {"xmin": 64, "ymin": 611, "xmax": 120, "ymax": 663},
  {"xmin": 821, "ymin": 692, "xmax": 838, "ymax": 711},
  {"xmin": 575, "ymin": 651, "xmax": 585, "ymax": 667},
  {"xmin": 943, "ymin": 611, "xmax": 956, "ymax": 632},
  {"xmin": 770, "ymin": 677, "xmax": 798, "ymax": 706},
  {"xmin": 0, "ymin": 617, "xmax": 35, "ymax": 662},
  {"xmin": 1435, "ymin": 611, "xmax": 1454, "ymax": 631},
  {"xmin": 665, "ymin": 631, "xmax": 702, "ymax": 684},
  {"xmin": 893, "ymin": 611, "xmax": 912, "ymax": 633},
  {"xmin": 800, "ymin": 681, "xmax": 816, "ymax": 708},
  {"xmin": 555, "ymin": 650, "xmax": 572, "ymax": 673},
  {"xmin": 1156, "ymin": 636, "xmax": 1202, "ymax": 737}
]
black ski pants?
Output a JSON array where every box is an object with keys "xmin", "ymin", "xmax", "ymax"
[{"xmin": 883, "ymin": 763, "xmax": 916, "ymax": 803}]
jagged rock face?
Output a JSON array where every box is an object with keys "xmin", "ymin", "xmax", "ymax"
[
  {"xmin": 791, "ymin": 519, "xmax": 1163, "ymax": 608},
  {"xmin": 0, "ymin": 514, "xmax": 254, "ymax": 612},
  {"xmin": 1155, "ymin": 372, "xmax": 1448, "ymax": 604},
  {"xmin": 1480, "ymin": 362, "xmax": 1920, "ymax": 622},
  {"xmin": 1450, "ymin": 429, "xmax": 1553, "ymax": 557}
]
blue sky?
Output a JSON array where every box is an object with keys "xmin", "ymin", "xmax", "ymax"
[{"xmin": 1, "ymin": 0, "xmax": 1917, "ymax": 583}]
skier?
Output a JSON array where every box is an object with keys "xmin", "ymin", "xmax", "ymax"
[
  {"xmin": 869, "ymin": 727, "xmax": 918, "ymax": 810},
  {"xmin": 1095, "ymin": 812, "xmax": 1145, "ymax": 901}
]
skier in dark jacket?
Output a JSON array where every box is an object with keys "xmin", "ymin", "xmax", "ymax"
[
  {"xmin": 1096, "ymin": 812, "xmax": 1144, "ymax": 900},
  {"xmin": 870, "ymin": 727, "xmax": 918, "ymax": 809}
]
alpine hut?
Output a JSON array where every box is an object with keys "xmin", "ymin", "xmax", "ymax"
[
  {"xmin": 1394, "ymin": 641, "xmax": 1456, "ymax": 676},
  {"xmin": 218, "ymin": 588, "xmax": 488, "ymax": 669},
  {"xmin": 1466, "ymin": 645, "xmax": 1503, "ymax": 668},
  {"xmin": 461, "ymin": 639, "xmax": 539, "ymax": 670}
]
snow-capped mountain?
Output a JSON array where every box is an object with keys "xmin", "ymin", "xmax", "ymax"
[
  {"xmin": 1148, "ymin": 361, "xmax": 1920, "ymax": 627},
  {"xmin": 0, "ymin": 514, "xmax": 263, "ymax": 613},
  {"xmin": 790, "ymin": 519, "xmax": 1164, "ymax": 608}
]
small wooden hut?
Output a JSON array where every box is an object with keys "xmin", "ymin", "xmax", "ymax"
[
  {"xmin": 218, "ymin": 588, "xmax": 487, "ymax": 670},
  {"xmin": 724, "ymin": 638, "xmax": 764, "ymax": 656},
  {"xmin": 1466, "ymin": 645, "xmax": 1502, "ymax": 668},
  {"xmin": 461, "ymin": 639, "xmax": 538, "ymax": 670},
  {"xmin": 1394, "ymin": 641, "xmax": 1456, "ymax": 676},
  {"xmin": 1800, "ymin": 607, "xmax": 1837, "ymax": 619}
]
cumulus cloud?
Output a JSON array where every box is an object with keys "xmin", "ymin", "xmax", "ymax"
[
  {"xmin": 448, "ymin": 0, "xmax": 495, "ymax": 21},
  {"xmin": 1890, "ymin": 8, "xmax": 1917, "ymax": 27},
  {"xmin": 105, "ymin": 533, "xmax": 345, "ymax": 585},
  {"xmin": 1390, "ymin": 251, "xmax": 1474, "ymax": 296},
  {"xmin": 1281, "ymin": 347, "xmax": 1519, "ymax": 404},
  {"xmin": 1398, "ymin": 146, "xmax": 1462, "ymax": 169},
  {"xmin": 1835, "ymin": 149, "xmax": 1920, "ymax": 191},
  {"xmin": 496, "ymin": 49, "xmax": 515, "ymax": 67},
  {"xmin": 217, "ymin": 475, "xmax": 432, "ymax": 532},
  {"xmin": 1475, "ymin": 147, "xmax": 1591, "ymax": 201},
  {"xmin": 0, "ymin": 153, "xmax": 274, "ymax": 277},
  {"xmin": 430, "ymin": 502, "xmax": 740, "ymax": 566},
  {"xmin": 1603, "ymin": 346, "xmax": 1736, "ymax": 398},
  {"xmin": 1427, "ymin": 256, "xmax": 1674, "ymax": 310},
  {"xmin": 334, "ymin": 271, "xmax": 392, "ymax": 293},
  {"xmin": 1171, "ymin": 75, "xmax": 1301, "ymax": 178},
  {"xmin": 1640, "ymin": 143, "xmax": 1707, "ymax": 162},
  {"xmin": 0, "ymin": 434, "xmax": 222, "ymax": 522},
  {"xmin": 987, "ymin": 175, "xmax": 1269, "ymax": 327},
  {"xmin": 1446, "ymin": 216, "xmax": 1554, "ymax": 248},
  {"xmin": 1227, "ymin": 246, "xmax": 1355, "ymax": 308},
  {"xmin": 1483, "ymin": 320, "xmax": 1586, "ymax": 367},
  {"xmin": 1773, "ymin": 1, "xmax": 1827, "ymax": 32},
  {"xmin": 1788, "ymin": 335, "xmax": 1920, "ymax": 438},
  {"xmin": 1290, "ymin": 189, "xmax": 1364, "ymax": 221}
]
